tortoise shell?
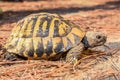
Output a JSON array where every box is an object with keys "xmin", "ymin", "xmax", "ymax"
[{"xmin": 4, "ymin": 13, "xmax": 85, "ymax": 59}]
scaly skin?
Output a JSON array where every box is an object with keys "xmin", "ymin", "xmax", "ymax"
[{"xmin": 66, "ymin": 43, "xmax": 84, "ymax": 65}]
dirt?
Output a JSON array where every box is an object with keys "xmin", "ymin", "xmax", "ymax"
[{"xmin": 0, "ymin": 0, "xmax": 120, "ymax": 80}]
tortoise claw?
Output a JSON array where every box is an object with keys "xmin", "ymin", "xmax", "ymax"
[{"xmin": 66, "ymin": 56, "xmax": 81, "ymax": 66}]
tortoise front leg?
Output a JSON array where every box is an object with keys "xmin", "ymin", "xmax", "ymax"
[{"xmin": 66, "ymin": 43, "xmax": 84, "ymax": 66}]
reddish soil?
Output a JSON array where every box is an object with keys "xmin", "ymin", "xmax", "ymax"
[{"xmin": 0, "ymin": 0, "xmax": 120, "ymax": 80}]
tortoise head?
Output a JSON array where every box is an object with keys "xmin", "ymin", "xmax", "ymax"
[{"xmin": 82, "ymin": 31, "xmax": 107, "ymax": 48}]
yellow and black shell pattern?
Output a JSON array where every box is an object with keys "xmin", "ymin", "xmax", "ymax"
[{"xmin": 4, "ymin": 13, "xmax": 85, "ymax": 60}]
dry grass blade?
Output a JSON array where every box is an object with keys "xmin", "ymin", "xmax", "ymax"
[
  {"xmin": 112, "ymin": 73, "xmax": 119, "ymax": 80},
  {"xmin": 0, "ymin": 60, "xmax": 26, "ymax": 65},
  {"xmin": 0, "ymin": 62, "xmax": 39, "ymax": 76}
]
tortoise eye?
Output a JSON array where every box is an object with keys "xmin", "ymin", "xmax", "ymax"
[{"xmin": 96, "ymin": 35, "xmax": 102, "ymax": 39}]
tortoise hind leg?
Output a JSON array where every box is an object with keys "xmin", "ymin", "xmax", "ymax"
[
  {"xmin": 2, "ymin": 52, "xmax": 18, "ymax": 61},
  {"xmin": 66, "ymin": 43, "xmax": 84, "ymax": 66}
]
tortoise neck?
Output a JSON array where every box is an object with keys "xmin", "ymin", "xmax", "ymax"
[{"xmin": 82, "ymin": 36, "xmax": 90, "ymax": 49}]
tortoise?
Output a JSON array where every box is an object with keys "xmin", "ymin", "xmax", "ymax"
[{"xmin": 2, "ymin": 13, "xmax": 107, "ymax": 65}]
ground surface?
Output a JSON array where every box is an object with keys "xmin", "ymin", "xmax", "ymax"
[{"xmin": 0, "ymin": 0, "xmax": 120, "ymax": 80}]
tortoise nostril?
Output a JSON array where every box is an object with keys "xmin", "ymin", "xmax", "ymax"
[{"xmin": 96, "ymin": 35, "xmax": 102, "ymax": 39}]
